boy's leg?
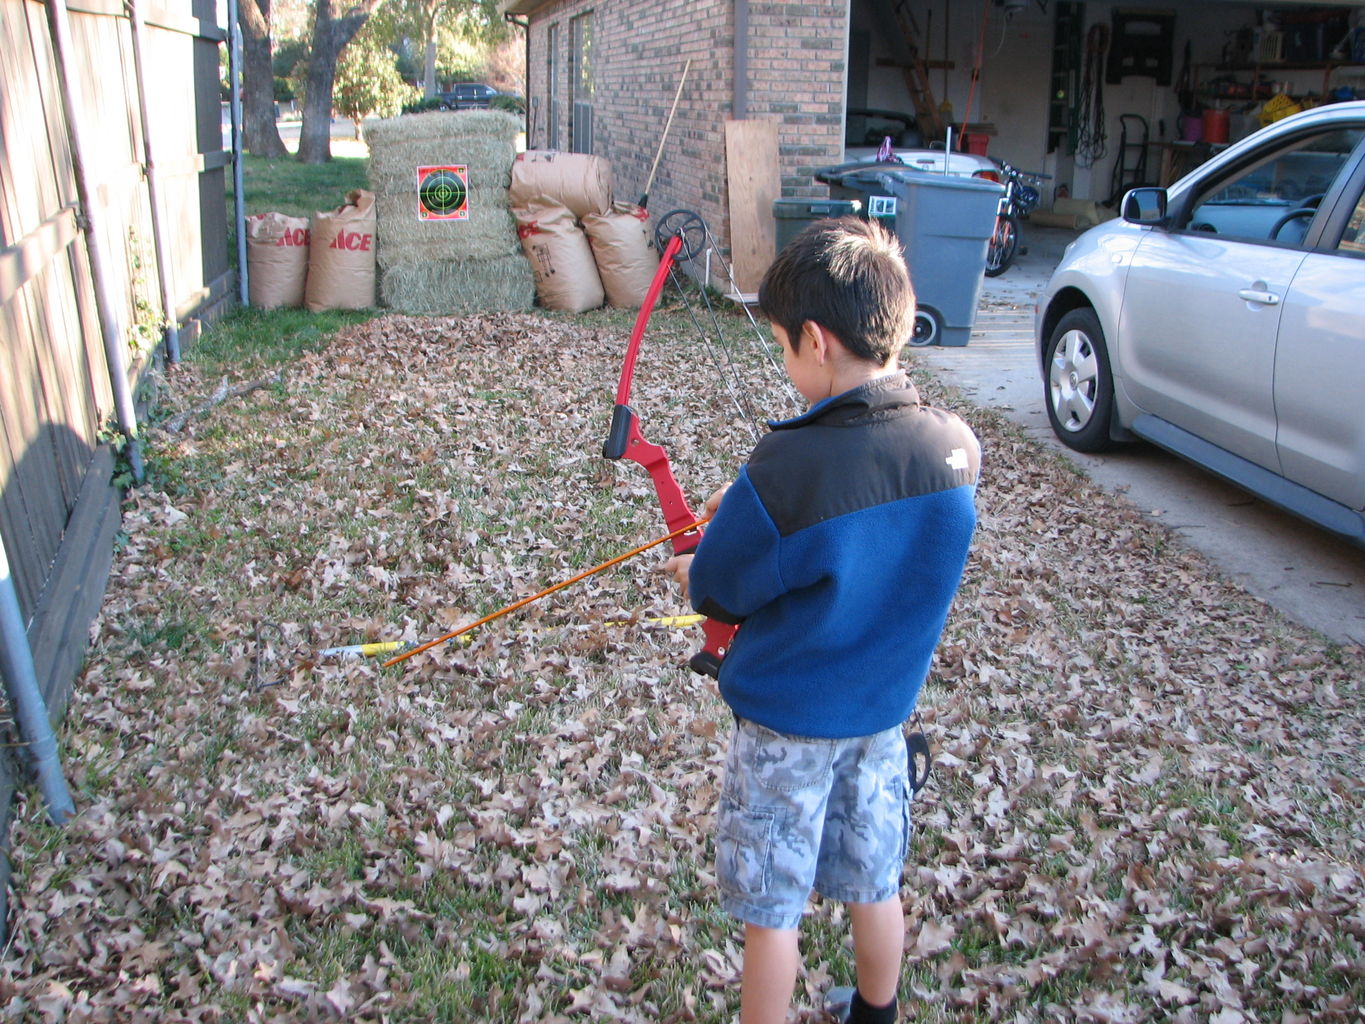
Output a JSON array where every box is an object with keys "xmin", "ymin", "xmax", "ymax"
[
  {"xmin": 740, "ymin": 923, "xmax": 801, "ymax": 1024},
  {"xmin": 847, "ymin": 896, "xmax": 905, "ymax": 1006}
]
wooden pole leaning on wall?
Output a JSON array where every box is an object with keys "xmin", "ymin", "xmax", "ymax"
[{"xmin": 638, "ymin": 59, "xmax": 692, "ymax": 209}]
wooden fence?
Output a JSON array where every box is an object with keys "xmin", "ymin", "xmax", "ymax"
[{"xmin": 0, "ymin": 0, "xmax": 230, "ymax": 914}]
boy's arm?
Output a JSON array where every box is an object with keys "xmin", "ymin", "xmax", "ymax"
[
  {"xmin": 660, "ymin": 484, "xmax": 730, "ymax": 599},
  {"xmin": 686, "ymin": 471, "xmax": 786, "ymax": 623}
]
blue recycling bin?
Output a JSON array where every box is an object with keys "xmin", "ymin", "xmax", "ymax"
[{"xmin": 818, "ymin": 164, "xmax": 1003, "ymax": 346}]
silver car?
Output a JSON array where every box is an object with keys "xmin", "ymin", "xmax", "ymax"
[{"xmin": 1036, "ymin": 101, "xmax": 1365, "ymax": 546}]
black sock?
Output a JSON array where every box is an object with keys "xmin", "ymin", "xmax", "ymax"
[{"xmin": 848, "ymin": 989, "xmax": 897, "ymax": 1024}]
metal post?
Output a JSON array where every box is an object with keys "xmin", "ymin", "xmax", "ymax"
[
  {"xmin": 0, "ymin": 539, "xmax": 75, "ymax": 826},
  {"xmin": 227, "ymin": 0, "xmax": 248, "ymax": 305},
  {"xmin": 43, "ymin": 0, "xmax": 144, "ymax": 483},
  {"xmin": 127, "ymin": 0, "xmax": 182, "ymax": 363},
  {"xmin": 735, "ymin": 0, "xmax": 750, "ymax": 121}
]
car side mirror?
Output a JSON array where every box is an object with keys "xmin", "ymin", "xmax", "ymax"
[{"xmin": 1122, "ymin": 187, "xmax": 1168, "ymax": 225}]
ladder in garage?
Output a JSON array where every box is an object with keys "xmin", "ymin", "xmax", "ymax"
[{"xmin": 891, "ymin": 0, "xmax": 945, "ymax": 143}]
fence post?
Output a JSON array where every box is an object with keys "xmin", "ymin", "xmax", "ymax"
[
  {"xmin": 42, "ymin": 0, "xmax": 145, "ymax": 482},
  {"xmin": 0, "ymin": 538, "xmax": 75, "ymax": 826}
]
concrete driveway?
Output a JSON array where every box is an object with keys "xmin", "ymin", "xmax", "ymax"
[{"xmin": 912, "ymin": 224, "xmax": 1365, "ymax": 647}]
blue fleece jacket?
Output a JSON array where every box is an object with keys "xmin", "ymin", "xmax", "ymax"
[{"xmin": 688, "ymin": 372, "xmax": 980, "ymax": 738}]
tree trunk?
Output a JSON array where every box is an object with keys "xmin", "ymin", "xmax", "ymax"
[
  {"xmin": 297, "ymin": 0, "xmax": 381, "ymax": 164},
  {"xmin": 239, "ymin": 0, "xmax": 288, "ymax": 157},
  {"xmin": 423, "ymin": 37, "xmax": 437, "ymax": 97}
]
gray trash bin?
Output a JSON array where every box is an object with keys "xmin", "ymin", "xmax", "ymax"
[
  {"xmin": 817, "ymin": 164, "xmax": 1003, "ymax": 346},
  {"xmin": 772, "ymin": 197, "xmax": 863, "ymax": 253}
]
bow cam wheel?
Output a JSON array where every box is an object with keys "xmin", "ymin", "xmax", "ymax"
[{"xmin": 655, "ymin": 210, "xmax": 707, "ymax": 261}]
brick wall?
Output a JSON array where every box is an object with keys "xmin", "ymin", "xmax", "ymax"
[{"xmin": 519, "ymin": 1, "xmax": 847, "ymax": 253}]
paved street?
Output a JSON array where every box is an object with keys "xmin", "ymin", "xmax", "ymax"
[{"xmin": 913, "ymin": 225, "xmax": 1365, "ymax": 647}]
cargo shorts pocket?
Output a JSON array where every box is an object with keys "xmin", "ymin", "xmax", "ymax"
[{"xmin": 716, "ymin": 795, "xmax": 777, "ymax": 900}]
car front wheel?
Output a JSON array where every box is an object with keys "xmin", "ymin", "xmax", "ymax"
[{"xmin": 1045, "ymin": 308, "xmax": 1120, "ymax": 452}]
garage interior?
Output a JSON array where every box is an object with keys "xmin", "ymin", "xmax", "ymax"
[{"xmin": 847, "ymin": 1, "xmax": 1365, "ymax": 207}]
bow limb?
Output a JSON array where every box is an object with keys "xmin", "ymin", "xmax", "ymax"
[{"xmin": 602, "ymin": 226, "xmax": 737, "ymax": 678}]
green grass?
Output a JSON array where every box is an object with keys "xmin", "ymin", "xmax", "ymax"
[
  {"xmin": 185, "ymin": 306, "xmax": 375, "ymax": 374},
  {"xmin": 231, "ymin": 153, "xmax": 370, "ymax": 221}
]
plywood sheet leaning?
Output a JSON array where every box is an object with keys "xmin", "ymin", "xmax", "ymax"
[{"xmin": 724, "ymin": 119, "xmax": 780, "ymax": 298}]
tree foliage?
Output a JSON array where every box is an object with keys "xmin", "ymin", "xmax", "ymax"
[
  {"xmin": 334, "ymin": 35, "xmax": 419, "ymax": 138},
  {"xmin": 365, "ymin": 0, "xmax": 514, "ymax": 96}
]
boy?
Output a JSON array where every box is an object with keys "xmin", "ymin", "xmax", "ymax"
[{"xmin": 664, "ymin": 217, "xmax": 980, "ymax": 1023}]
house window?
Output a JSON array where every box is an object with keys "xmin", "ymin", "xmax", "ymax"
[
  {"xmin": 547, "ymin": 23, "xmax": 560, "ymax": 150},
  {"xmin": 569, "ymin": 12, "xmax": 593, "ymax": 154}
]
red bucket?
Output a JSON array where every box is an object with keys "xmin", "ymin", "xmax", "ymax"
[{"xmin": 1202, "ymin": 108, "xmax": 1230, "ymax": 144}]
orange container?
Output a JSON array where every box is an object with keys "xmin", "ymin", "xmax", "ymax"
[
  {"xmin": 964, "ymin": 133, "xmax": 990, "ymax": 156},
  {"xmin": 1202, "ymin": 108, "xmax": 1230, "ymax": 144}
]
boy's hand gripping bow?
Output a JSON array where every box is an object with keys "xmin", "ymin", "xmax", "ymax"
[{"xmin": 602, "ymin": 211, "xmax": 737, "ymax": 678}]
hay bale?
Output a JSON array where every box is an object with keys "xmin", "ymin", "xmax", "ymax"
[
  {"xmin": 367, "ymin": 109, "xmax": 530, "ymax": 314},
  {"xmin": 375, "ymin": 190, "xmax": 519, "ymax": 266},
  {"xmin": 379, "ymin": 255, "xmax": 536, "ymax": 315},
  {"xmin": 369, "ymin": 136, "xmax": 519, "ymax": 194},
  {"xmin": 366, "ymin": 110, "xmax": 522, "ymax": 189}
]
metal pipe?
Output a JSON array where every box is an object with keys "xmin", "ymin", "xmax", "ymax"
[
  {"xmin": 228, "ymin": 0, "xmax": 248, "ymax": 305},
  {"xmin": 734, "ymin": 0, "xmax": 749, "ymax": 120},
  {"xmin": 43, "ymin": 0, "xmax": 144, "ymax": 483},
  {"xmin": 0, "ymin": 538, "xmax": 75, "ymax": 826},
  {"xmin": 127, "ymin": 0, "xmax": 182, "ymax": 363},
  {"xmin": 505, "ymin": 12, "xmax": 530, "ymax": 117}
]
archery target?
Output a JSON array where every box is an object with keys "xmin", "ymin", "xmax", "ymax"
[{"xmin": 417, "ymin": 165, "xmax": 469, "ymax": 221}]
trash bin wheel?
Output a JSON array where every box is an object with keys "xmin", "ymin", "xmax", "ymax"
[{"xmin": 910, "ymin": 308, "xmax": 940, "ymax": 347}]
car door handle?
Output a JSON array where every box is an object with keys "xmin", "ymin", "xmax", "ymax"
[{"xmin": 1237, "ymin": 287, "xmax": 1281, "ymax": 305}]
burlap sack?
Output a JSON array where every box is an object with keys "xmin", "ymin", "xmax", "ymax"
[
  {"xmin": 583, "ymin": 202, "xmax": 659, "ymax": 308},
  {"xmin": 305, "ymin": 189, "xmax": 378, "ymax": 312},
  {"xmin": 246, "ymin": 212, "xmax": 310, "ymax": 308},
  {"xmin": 509, "ymin": 151, "xmax": 612, "ymax": 221},
  {"xmin": 513, "ymin": 201, "xmax": 604, "ymax": 313}
]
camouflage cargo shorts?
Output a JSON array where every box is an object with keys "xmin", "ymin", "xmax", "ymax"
[{"xmin": 715, "ymin": 717, "xmax": 912, "ymax": 930}]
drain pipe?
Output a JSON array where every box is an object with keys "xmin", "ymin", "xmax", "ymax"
[
  {"xmin": 127, "ymin": 0, "xmax": 182, "ymax": 363},
  {"xmin": 0, "ymin": 538, "xmax": 75, "ymax": 826},
  {"xmin": 735, "ymin": 0, "xmax": 749, "ymax": 120},
  {"xmin": 227, "ymin": 0, "xmax": 248, "ymax": 304},
  {"xmin": 44, "ymin": 0, "xmax": 144, "ymax": 483},
  {"xmin": 505, "ymin": 12, "xmax": 531, "ymax": 141}
]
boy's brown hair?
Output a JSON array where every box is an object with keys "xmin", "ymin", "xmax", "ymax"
[{"xmin": 757, "ymin": 216, "xmax": 915, "ymax": 364}]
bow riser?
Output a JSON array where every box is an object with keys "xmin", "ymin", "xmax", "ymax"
[
  {"xmin": 604, "ymin": 405, "xmax": 700, "ymax": 553},
  {"xmin": 602, "ymin": 217, "xmax": 737, "ymax": 679}
]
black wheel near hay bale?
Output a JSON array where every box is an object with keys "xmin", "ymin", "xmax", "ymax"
[{"xmin": 366, "ymin": 110, "xmax": 536, "ymax": 314}]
